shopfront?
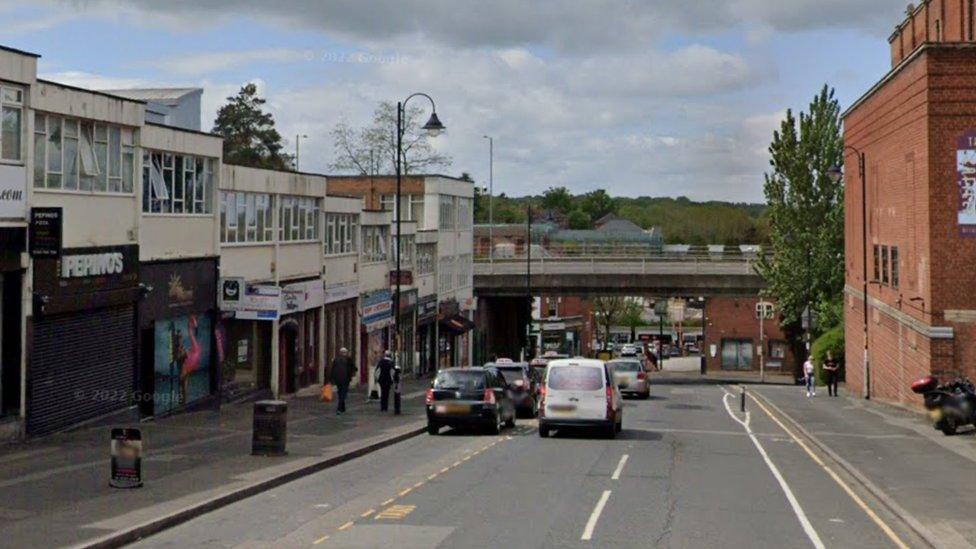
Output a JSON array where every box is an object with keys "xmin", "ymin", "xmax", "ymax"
[
  {"xmin": 29, "ymin": 245, "xmax": 140, "ymax": 435},
  {"xmin": 438, "ymin": 299, "xmax": 474, "ymax": 368},
  {"xmin": 396, "ymin": 289, "xmax": 418, "ymax": 374},
  {"xmin": 278, "ymin": 279, "xmax": 324, "ymax": 394},
  {"xmin": 415, "ymin": 295, "xmax": 437, "ymax": 375},
  {"xmin": 324, "ymin": 282, "xmax": 359, "ymax": 384},
  {"xmin": 360, "ymin": 289, "xmax": 392, "ymax": 386},
  {"xmin": 138, "ymin": 258, "xmax": 218, "ymax": 416},
  {"xmin": 216, "ymin": 279, "xmax": 279, "ymax": 401}
]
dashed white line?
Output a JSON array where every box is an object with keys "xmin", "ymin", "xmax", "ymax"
[
  {"xmin": 611, "ymin": 454, "xmax": 629, "ymax": 480},
  {"xmin": 581, "ymin": 490, "xmax": 612, "ymax": 541}
]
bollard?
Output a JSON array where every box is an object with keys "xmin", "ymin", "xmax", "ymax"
[
  {"xmin": 252, "ymin": 400, "xmax": 288, "ymax": 456},
  {"xmin": 393, "ymin": 366, "xmax": 402, "ymax": 415},
  {"xmin": 740, "ymin": 386, "xmax": 746, "ymax": 413}
]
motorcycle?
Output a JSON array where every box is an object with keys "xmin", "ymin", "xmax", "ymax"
[{"xmin": 911, "ymin": 376, "xmax": 976, "ymax": 436}]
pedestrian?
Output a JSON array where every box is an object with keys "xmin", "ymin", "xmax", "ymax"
[
  {"xmin": 804, "ymin": 355, "xmax": 816, "ymax": 397},
  {"xmin": 376, "ymin": 350, "xmax": 395, "ymax": 412},
  {"xmin": 823, "ymin": 351, "xmax": 840, "ymax": 397},
  {"xmin": 330, "ymin": 347, "xmax": 356, "ymax": 415}
]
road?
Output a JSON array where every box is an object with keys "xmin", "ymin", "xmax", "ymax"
[{"xmin": 132, "ymin": 379, "xmax": 926, "ymax": 548}]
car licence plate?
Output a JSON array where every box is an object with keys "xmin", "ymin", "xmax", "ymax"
[
  {"xmin": 436, "ymin": 404, "xmax": 470, "ymax": 415},
  {"xmin": 547, "ymin": 404, "xmax": 577, "ymax": 416}
]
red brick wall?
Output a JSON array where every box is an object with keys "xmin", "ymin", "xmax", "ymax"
[
  {"xmin": 327, "ymin": 175, "xmax": 427, "ymax": 209},
  {"xmin": 889, "ymin": 0, "xmax": 971, "ymax": 66},
  {"xmin": 702, "ymin": 297, "xmax": 794, "ymax": 373}
]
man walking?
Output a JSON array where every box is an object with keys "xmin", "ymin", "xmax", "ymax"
[
  {"xmin": 376, "ymin": 350, "xmax": 395, "ymax": 412},
  {"xmin": 823, "ymin": 351, "xmax": 840, "ymax": 397},
  {"xmin": 330, "ymin": 348, "xmax": 356, "ymax": 415}
]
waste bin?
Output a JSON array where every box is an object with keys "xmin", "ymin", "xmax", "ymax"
[{"xmin": 252, "ymin": 400, "xmax": 287, "ymax": 456}]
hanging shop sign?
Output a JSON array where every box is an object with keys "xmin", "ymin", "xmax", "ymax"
[
  {"xmin": 361, "ymin": 289, "xmax": 393, "ymax": 331},
  {"xmin": 389, "ymin": 270, "xmax": 413, "ymax": 286},
  {"xmin": 417, "ymin": 295, "xmax": 438, "ymax": 323},
  {"xmin": 280, "ymin": 279, "xmax": 326, "ymax": 314},
  {"xmin": 29, "ymin": 207, "xmax": 62, "ymax": 258},
  {"xmin": 324, "ymin": 281, "xmax": 359, "ymax": 304}
]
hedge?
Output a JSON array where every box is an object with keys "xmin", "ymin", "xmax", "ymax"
[{"xmin": 810, "ymin": 325, "xmax": 844, "ymax": 384}]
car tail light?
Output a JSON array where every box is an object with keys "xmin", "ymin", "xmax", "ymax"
[
  {"xmin": 483, "ymin": 388, "xmax": 496, "ymax": 405},
  {"xmin": 637, "ymin": 371, "xmax": 647, "ymax": 381},
  {"xmin": 606, "ymin": 386, "xmax": 614, "ymax": 419},
  {"xmin": 425, "ymin": 388, "xmax": 434, "ymax": 406},
  {"xmin": 514, "ymin": 379, "xmax": 525, "ymax": 388}
]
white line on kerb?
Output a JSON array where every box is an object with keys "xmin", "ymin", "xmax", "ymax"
[
  {"xmin": 581, "ymin": 490, "xmax": 612, "ymax": 541},
  {"xmin": 611, "ymin": 454, "xmax": 629, "ymax": 480},
  {"xmin": 722, "ymin": 390, "xmax": 825, "ymax": 549}
]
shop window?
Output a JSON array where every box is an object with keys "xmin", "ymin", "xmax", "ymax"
[{"xmin": 721, "ymin": 339, "xmax": 753, "ymax": 371}]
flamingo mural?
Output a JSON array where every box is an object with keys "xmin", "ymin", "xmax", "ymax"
[
  {"xmin": 179, "ymin": 315, "xmax": 202, "ymax": 404},
  {"xmin": 155, "ymin": 314, "xmax": 211, "ymax": 414}
]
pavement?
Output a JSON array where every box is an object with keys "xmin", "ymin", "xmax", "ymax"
[
  {"xmin": 659, "ymin": 355, "xmax": 796, "ymax": 385},
  {"xmin": 129, "ymin": 376, "xmax": 941, "ymax": 549},
  {"xmin": 0, "ymin": 378, "xmax": 432, "ymax": 549}
]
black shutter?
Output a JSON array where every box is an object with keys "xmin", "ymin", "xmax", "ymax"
[{"xmin": 28, "ymin": 305, "xmax": 135, "ymax": 435}]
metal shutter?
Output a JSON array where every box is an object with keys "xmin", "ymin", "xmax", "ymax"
[{"xmin": 28, "ymin": 305, "xmax": 135, "ymax": 435}]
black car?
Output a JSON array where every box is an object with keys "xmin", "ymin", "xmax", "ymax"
[
  {"xmin": 493, "ymin": 363, "xmax": 538, "ymax": 418},
  {"xmin": 426, "ymin": 367, "xmax": 517, "ymax": 435}
]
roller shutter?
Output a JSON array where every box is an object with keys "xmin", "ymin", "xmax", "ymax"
[{"xmin": 28, "ymin": 305, "xmax": 135, "ymax": 435}]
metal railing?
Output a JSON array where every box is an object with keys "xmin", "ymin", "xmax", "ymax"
[{"xmin": 475, "ymin": 256, "xmax": 761, "ymax": 277}]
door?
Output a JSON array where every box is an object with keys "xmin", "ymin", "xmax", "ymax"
[
  {"xmin": 279, "ymin": 324, "xmax": 299, "ymax": 394},
  {"xmin": 721, "ymin": 339, "xmax": 754, "ymax": 371},
  {"xmin": 544, "ymin": 364, "xmax": 606, "ymax": 420}
]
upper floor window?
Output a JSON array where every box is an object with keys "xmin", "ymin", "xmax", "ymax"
[
  {"xmin": 143, "ymin": 150, "xmax": 215, "ymax": 214},
  {"xmin": 881, "ymin": 245, "xmax": 890, "ymax": 285},
  {"xmin": 325, "ymin": 213, "xmax": 358, "ymax": 255},
  {"xmin": 393, "ymin": 235, "xmax": 415, "ymax": 265},
  {"xmin": 439, "ymin": 195, "xmax": 456, "ymax": 230},
  {"xmin": 220, "ymin": 190, "xmax": 273, "ymax": 243},
  {"xmin": 362, "ymin": 225, "xmax": 389, "ymax": 263},
  {"xmin": 279, "ymin": 195, "xmax": 320, "ymax": 242},
  {"xmin": 456, "ymin": 253, "xmax": 472, "ymax": 288},
  {"xmin": 872, "ymin": 245, "xmax": 880, "ymax": 282},
  {"xmin": 438, "ymin": 255, "xmax": 455, "ymax": 293},
  {"xmin": 457, "ymin": 197, "xmax": 472, "ymax": 230},
  {"xmin": 890, "ymin": 246, "xmax": 900, "ymax": 289},
  {"xmin": 1, "ymin": 84, "xmax": 23, "ymax": 162},
  {"xmin": 416, "ymin": 243, "xmax": 436, "ymax": 275},
  {"xmin": 33, "ymin": 113, "xmax": 134, "ymax": 193},
  {"xmin": 380, "ymin": 194, "xmax": 425, "ymax": 224}
]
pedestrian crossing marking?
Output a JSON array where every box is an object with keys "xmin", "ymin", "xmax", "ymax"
[{"xmin": 375, "ymin": 504, "xmax": 416, "ymax": 520}]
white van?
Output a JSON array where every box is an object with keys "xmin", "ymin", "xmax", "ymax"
[{"xmin": 538, "ymin": 358, "xmax": 623, "ymax": 438}]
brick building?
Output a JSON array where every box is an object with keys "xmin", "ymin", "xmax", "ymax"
[
  {"xmin": 843, "ymin": 0, "xmax": 976, "ymax": 407},
  {"xmin": 702, "ymin": 297, "xmax": 793, "ymax": 374}
]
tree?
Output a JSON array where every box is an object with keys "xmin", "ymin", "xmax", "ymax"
[
  {"xmin": 592, "ymin": 296, "xmax": 627, "ymax": 350},
  {"xmin": 757, "ymin": 85, "xmax": 844, "ymax": 360},
  {"xmin": 618, "ymin": 298, "xmax": 646, "ymax": 341},
  {"xmin": 541, "ymin": 186, "xmax": 574, "ymax": 215},
  {"xmin": 567, "ymin": 209, "xmax": 591, "ymax": 229},
  {"xmin": 329, "ymin": 101, "xmax": 451, "ymax": 175},
  {"xmin": 579, "ymin": 189, "xmax": 616, "ymax": 222},
  {"xmin": 212, "ymin": 84, "xmax": 294, "ymax": 170}
]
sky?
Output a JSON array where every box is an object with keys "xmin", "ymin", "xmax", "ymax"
[{"xmin": 0, "ymin": 1, "xmax": 908, "ymax": 202}]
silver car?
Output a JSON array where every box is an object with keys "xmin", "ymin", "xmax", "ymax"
[{"xmin": 609, "ymin": 359, "xmax": 650, "ymax": 399}]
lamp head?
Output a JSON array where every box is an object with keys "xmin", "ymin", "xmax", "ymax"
[
  {"xmin": 827, "ymin": 164, "xmax": 843, "ymax": 183},
  {"xmin": 423, "ymin": 111, "xmax": 445, "ymax": 136}
]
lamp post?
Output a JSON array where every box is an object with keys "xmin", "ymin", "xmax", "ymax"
[
  {"xmin": 526, "ymin": 203, "xmax": 533, "ymax": 360},
  {"xmin": 828, "ymin": 148, "xmax": 868, "ymax": 399},
  {"xmin": 394, "ymin": 93, "xmax": 444, "ymax": 409},
  {"xmin": 295, "ymin": 134, "xmax": 308, "ymax": 171},
  {"xmin": 483, "ymin": 135, "xmax": 494, "ymax": 262}
]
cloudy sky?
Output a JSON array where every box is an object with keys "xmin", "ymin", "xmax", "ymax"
[{"xmin": 0, "ymin": 1, "xmax": 907, "ymax": 202}]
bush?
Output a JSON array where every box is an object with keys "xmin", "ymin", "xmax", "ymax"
[{"xmin": 811, "ymin": 325, "xmax": 844, "ymax": 384}]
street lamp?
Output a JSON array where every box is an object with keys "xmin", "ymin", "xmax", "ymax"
[
  {"xmin": 828, "ymin": 147, "xmax": 869, "ymax": 399},
  {"xmin": 295, "ymin": 134, "xmax": 308, "ymax": 171},
  {"xmin": 483, "ymin": 135, "xmax": 494, "ymax": 261},
  {"xmin": 394, "ymin": 93, "xmax": 444, "ymax": 407}
]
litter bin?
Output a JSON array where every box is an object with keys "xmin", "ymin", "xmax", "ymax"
[{"xmin": 252, "ymin": 400, "xmax": 287, "ymax": 456}]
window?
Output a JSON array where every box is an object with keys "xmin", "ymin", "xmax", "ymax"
[
  {"xmin": 394, "ymin": 235, "xmax": 415, "ymax": 265},
  {"xmin": 438, "ymin": 255, "xmax": 455, "ymax": 293},
  {"xmin": 1, "ymin": 84, "xmax": 23, "ymax": 162},
  {"xmin": 361, "ymin": 225, "xmax": 389, "ymax": 263},
  {"xmin": 325, "ymin": 213, "xmax": 359, "ymax": 255},
  {"xmin": 220, "ymin": 191, "xmax": 274, "ymax": 243},
  {"xmin": 380, "ymin": 194, "xmax": 395, "ymax": 213},
  {"xmin": 439, "ymin": 195, "xmax": 456, "ymax": 230},
  {"xmin": 873, "ymin": 245, "xmax": 880, "ymax": 281},
  {"xmin": 279, "ymin": 195, "xmax": 320, "ymax": 242},
  {"xmin": 33, "ymin": 112, "xmax": 134, "ymax": 192},
  {"xmin": 142, "ymin": 150, "xmax": 215, "ymax": 214},
  {"xmin": 456, "ymin": 253, "xmax": 472, "ymax": 289},
  {"xmin": 890, "ymin": 246, "xmax": 899, "ymax": 289},
  {"xmin": 457, "ymin": 197, "xmax": 472, "ymax": 229},
  {"xmin": 381, "ymin": 194, "xmax": 425, "ymax": 224},
  {"xmin": 416, "ymin": 244, "xmax": 436, "ymax": 275},
  {"xmin": 881, "ymin": 245, "xmax": 889, "ymax": 285}
]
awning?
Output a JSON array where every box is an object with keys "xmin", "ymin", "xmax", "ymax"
[{"xmin": 439, "ymin": 313, "xmax": 475, "ymax": 335}]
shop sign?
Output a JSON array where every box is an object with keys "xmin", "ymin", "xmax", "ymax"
[
  {"xmin": 389, "ymin": 270, "xmax": 413, "ymax": 286},
  {"xmin": 958, "ymin": 130, "xmax": 976, "ymax": 237},
  {"xmin": 417, "ymin": 295, "xmax": 438, "ymax": 322},
  {"xmin": 280, "ymin": 279, "xmax": 326, "ymax": 314},
  {"xmin": 542, "ymin": 322, "xmax": 566, "ymax": 331},
  {"xmin": 219, "ymin": 278, "xmax": 281, "ymax": 321},
  {"xmin": 361, "ymin": 289, "xmax": 392, "ymax": 330},
  {"xmin": 140, "ymin": 259, "xmax": 217, "ymax": 326},
  {"xmin": 397, "ymin": 288, "xmax": 418, "ymax": 313},
  {"xmin": 34, "ymin": 244, "xmax": 139, "ymax": 299},
  {"xmin": 325, "ymin": 281, "xmax": 359, "ymax": 304},
  {"xmin": 438, "ymin": 298, "xmax": 459, "ymax": 318},
  {"xmin": 29, "ymin": 207, "xmax": 62, "ymax": 258},
  {"xmin": 0, "ymin": 164, "xmax": 26, "ymax": 219}
]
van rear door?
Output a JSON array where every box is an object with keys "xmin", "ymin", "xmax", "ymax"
[{"xmin": 545, "ymin": 364, "xmax": 606, "ymax": 420}]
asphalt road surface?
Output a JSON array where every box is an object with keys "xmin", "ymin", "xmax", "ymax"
[{"xmin": 132, "ymin": 380, "xmax": 926, "ymax": 548}]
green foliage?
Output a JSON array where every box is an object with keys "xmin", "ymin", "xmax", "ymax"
[
  {"xmin": 579, "ymin": 189, "xmax": 616, "ymax": 221},
  {"xmin": 567, "ymin": 209, "xmax": 591, "ymax": 229},
  {"xmin": 213, "ymin": 84, "xmax": 294, "ymax": 170},
  {"xmin": 541, "ymin": 187, "xmax": 574, "ymax": 215},
  {"xmin": 811, "ymin": 325, "xmax": 844, "ymax": 383},
  {"xmin": 757, "ymin": 85, "xmax": 844, "ymax": 341}
]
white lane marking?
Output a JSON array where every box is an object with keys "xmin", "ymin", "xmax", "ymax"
[
  {"xmin": 611, "ymin": 454, "xmax": 629, "ymax": 480},
  {"xmin": 581, "ymin": 490, "xmax": 612, "ymax": 541},
  {"xmin": 722, "ymin": 390, "xmax": 825, "ymax": 549}
]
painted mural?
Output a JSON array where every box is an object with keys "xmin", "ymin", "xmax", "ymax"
[{"xmin": 154, "ymin": 314, "xmax": 212, "ymax": 414}]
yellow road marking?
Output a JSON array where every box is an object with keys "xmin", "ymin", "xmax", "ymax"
[
  {"xmin": 440, "ymin": 466, "xmax": 450, "ymax": 473},
  {"xmin": 398, "ymin": 487, "xmax": 412, "ymax": 496},
  {"xmin": 360, "ymin": 509, "xmax": 375, "ymax": 518},
  {"xmin": 749, "ymin": 394, "xmax": 910, "ymax": 549},
  {"xmin": 375, "ymin": 504, "xmax": 416, "ymax": 520},
  {"xmin": 313, "ymin": 534, "xmax": 330, "ymax": 545},
  {"xmin": 381, "ymin": 498, "xmax": 395, "ymax": 506},
  {"xmin": 337, "ymin": 521, "xmax": 354, "ymax": 531},
  {"xmin": 452, "ymin": 461, "xmax": 462, "ymax": 467},
  {"xmin": 428, "ymin": 473, "xmax": 438, "ymax": 480},
  {"xmin": 413, "ymin": 481, "xmax": 424, "ymax": 488}
]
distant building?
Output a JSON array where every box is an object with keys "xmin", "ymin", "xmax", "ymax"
[{"xmin": 101, "ymin": 88, "xmax": 203, "ymax": 131}]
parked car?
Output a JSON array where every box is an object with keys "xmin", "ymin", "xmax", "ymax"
[
  {"xmin": 426, "ymin": 367, "xmax": 517, "ymax": 435},
  {"xmin": 619, "ymin": 344, "xmax": 639, "ymax": 357},
  {"xmin": 493, "ymin": 363, "xmax": 538, "ymax": 418},
  {"xmin": 538, "ymin": 359, "xmax": 623, "ymax": 438},
  {"xmin": 608, "ymin": 358, "xmax": 650, "ymax": 399}
]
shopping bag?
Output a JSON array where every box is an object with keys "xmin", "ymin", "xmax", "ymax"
[{"xmin": 320, "ymin": 384, "xmax": 334, "ymax": 403}]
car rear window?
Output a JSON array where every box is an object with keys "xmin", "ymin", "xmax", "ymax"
[
  {"xmin": 434, "ymin": 371, "xmax": 485, "ymax": 390},
  {"xmin": 498, "ymin": 368, "xmax": 527, "ymax": 385},
  {"xmin": 547, "ymin": 366, "xmax": 604, "ymax": 391},
  {"xmin": 611, "ymin": 361, "xmax": 641, "ymax": 372}
]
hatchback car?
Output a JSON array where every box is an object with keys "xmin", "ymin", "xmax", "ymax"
[
  {"xmin": 538, "ymin": 359, "xmax": 623, "ymax": 438},
  {"xmin": 426, "ymin": 367, "xmax": 516, "ymax": 435},
  {"xmin": 492, "ymin": 363, "xmax": 538, "ymax": 418},
  {"xmin": 608, "ymin": 358, "xmax": 650, "ymax": 399}
]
